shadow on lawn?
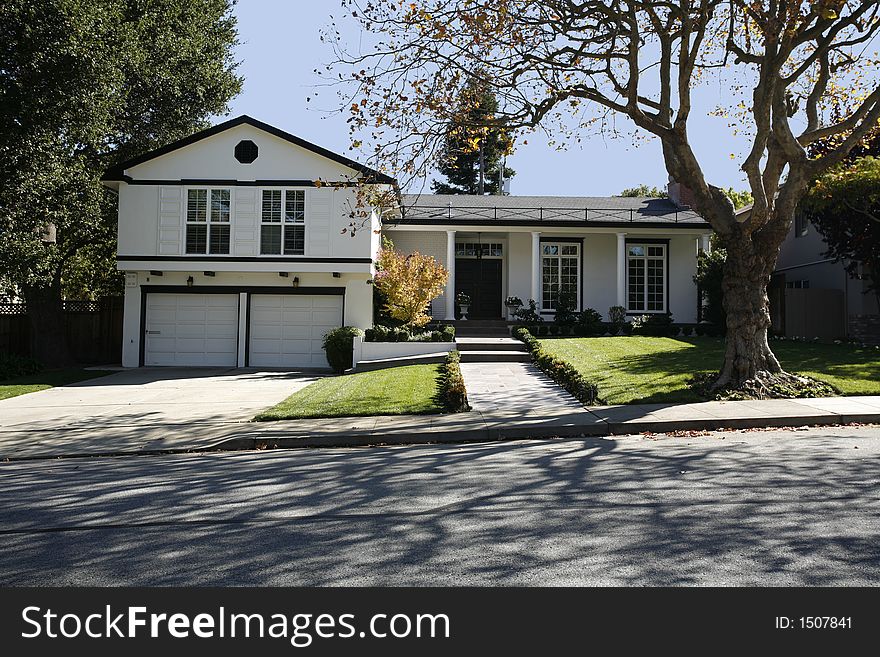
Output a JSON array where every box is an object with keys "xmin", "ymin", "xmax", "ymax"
[{"xmin": 0, "ymin": 429, "xmax": 877, "ymax": 586}]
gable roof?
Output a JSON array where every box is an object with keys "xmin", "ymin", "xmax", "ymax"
[
  {"xmin": 103, "ymin": 115, "xmax": 396, "ymax": 185},
  {"xmin": 399, "ymin": 193, "xmax": 708, "ymax": 227}
]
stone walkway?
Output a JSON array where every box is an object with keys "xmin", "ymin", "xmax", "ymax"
[{"xmin": 458, "ymin": 361, "xmax": 584, "ymax": 412}]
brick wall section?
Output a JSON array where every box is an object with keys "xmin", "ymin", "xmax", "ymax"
[{"xmin": 383, "ymin": 230, "xmax": 449, "ymax": 318}]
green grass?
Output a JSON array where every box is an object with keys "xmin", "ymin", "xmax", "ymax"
[
  {"xmin": 538, "ymin": 336, "xmax": 880, "ymax": 405},
  {"xmin": 255, "ymin": 364, "xmax": 445, "ymax": 420},
  {"xmin": 0, "ymin": 369, "xmax": 114, "ymax": 401}
]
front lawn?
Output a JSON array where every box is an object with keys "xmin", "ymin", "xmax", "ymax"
[
  {"xmin": 255, "ymin": 364, "xmax": 444, "ymax": 420},
  {"xmin": 538, "ymin": 336, "xmax": 880, "ymax": 405},
  {"xmin": 0, "ymin": 369, "xmax": 114, "ymax": 401}
]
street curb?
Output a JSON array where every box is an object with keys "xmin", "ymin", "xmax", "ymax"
[{"xmin": 1, "ymin": 413, "xmax": 877, "ymax": 462}]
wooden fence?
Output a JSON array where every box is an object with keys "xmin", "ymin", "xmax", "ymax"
[{"xmin": 0, "ymin": 297, "xmax": 124, "ymax": 365}]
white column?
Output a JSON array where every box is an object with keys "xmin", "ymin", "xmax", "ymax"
[
  {"xmin": 445, "ymin": 230, "xmax": 456, "ymax": 320},
  {"xmin": 531, "ymin": 231, "xmax": 541, "ymax": 305},
  {"xmin": 700, "ymin": 234, "xmax": 711, "ymax": 253},
  {"xmin": 616, "ymin": 233, "xmax": 627, "ymax": 309},
  {"xmin": 236, "ymin": 292, "xmax": 247, "ymax": 367}
]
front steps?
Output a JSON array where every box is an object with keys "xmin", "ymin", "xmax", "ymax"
[
  {"xmin": 452, "ymin": 319, "xmax": 513, "ymax": 338},
  {"xmin": 455, "ymin": 336, "xmax": 530, "ymax": 363}
]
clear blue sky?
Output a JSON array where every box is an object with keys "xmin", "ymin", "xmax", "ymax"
[{"xmin": 227, "ymin": 1, "xmax": 749, "ymax": 196}]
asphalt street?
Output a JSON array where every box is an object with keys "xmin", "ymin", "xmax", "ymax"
[{"xmin": 0, "ymin": 425, "xmax": 877, "ymax": 586}]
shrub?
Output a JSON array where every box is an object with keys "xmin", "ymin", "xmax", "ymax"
[
  {"xmin": 374, "ymin": 238, "xmax": 449, "ymax": 328},
  {"xmin": 513, "ymin": 299, "xmax": 543, "ymax": 324},
  {"xmin": 680, "ymin": 325, "xmax": 694, "ymax": 337},
  {"xmin": 549, "ymin": 325, "xmax": 560, "ymax": 335},
  {"xmin": 694, "ymin": 248, "xmax": 726, "ymax": 327},
  {"xmin": 439, "ymin": 324, "xmax": 456, "ymax": 341},
  {"xmin": 631, "ymin": 313, "xmax": 675, "ymax": 336},
  {"xmin": 576, "ymin": 308, "xmax": 604, "ymax": 335},
  {"xmin": 608, "ymin": 305, "xmax": 626, "ymax": 333},
  {"xmin": 512, "ymin": 328, "xmax": 600, "ymax": 405},
  {"xmin": 0, "ymin": 353, "xmax": 42, "ymax": 381},
  {"xmin": 438, "ymin": 351, "xmax": 469, "ymax": 412},
  {"xmin": 553, "ymin": 291, "xmax": 578, "ymax": 326},
  {"xmin": 455, "ymin": 292, "xmax": 471, "ymax": 305},
  {"xmin": 322, "ymin": 326, "xmax": 363, "ymax": 373},
  {"xmin": 364, "ymin": 324, "xmax": 454, "ymax": 343},
  {"xmin": 505, "ymin": 296, "xmax": 523, "ymax": 307}
]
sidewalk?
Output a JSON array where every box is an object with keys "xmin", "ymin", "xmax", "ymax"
[{"xmin": 1, "ymin": 395, "xmax": 878, "ymax": 460}]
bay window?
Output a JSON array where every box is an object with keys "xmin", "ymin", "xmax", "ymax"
[
  {"xmin": 186, "ymin": 188, "xmax": 230, "ymax": 254},
  {"xmin": 261, "ymin": 189, "xmax": 305, "ymax": 255},
  {"xmin": 627, "ymin": 243, "xmax": 666, "ymax": 312}
]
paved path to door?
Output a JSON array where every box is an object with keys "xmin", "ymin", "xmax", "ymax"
[
  {"xmin": 0, "ymin": 368, "xmax": 317, "ymax": 458},
  {"xmin": 459, "ymin": 362, "xmax": 584, "ymax": 413}
]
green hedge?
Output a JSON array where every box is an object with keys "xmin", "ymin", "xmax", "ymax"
[
  {"xmin": 0, "ymin": 353, "xmax": 42, "ymax": 381},
  {"xmin": 364, "ymin": 325, "xmax": 455, "ymax": 343},
  {"xmin": 438, "ymin": 350, "xmax": 469, "ymax": 412},
  {"xmin": 322, "ymin": 326, "xmax": 364, "ymax": 374},
  {"xmin": 512, "ymin": 326, "xmax": 601, "ymax": 405}
]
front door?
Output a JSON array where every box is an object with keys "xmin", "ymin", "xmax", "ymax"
[{"xmin": 455, "ymin": 258, "xmax": 502, "ymax": 319}]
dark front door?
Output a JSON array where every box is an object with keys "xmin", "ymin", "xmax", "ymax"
[{"xmin": 455, "ymin": 258, "xmax": 502, "ymax": 319}]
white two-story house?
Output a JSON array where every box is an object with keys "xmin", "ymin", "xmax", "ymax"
[
  {"xmin": 103, "ymin": 115, "xmax": 393, "ymax": 368},
  {"xmin": 106, "ymin": 115, "xmax": 714, "ymax": 369}
]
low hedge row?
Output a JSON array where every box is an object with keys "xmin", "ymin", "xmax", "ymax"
[
  {"xmin": 364, "ymin": 325, "xmax": 456, "ymax": 343},
  {"xmin": 512, "ymin": 326, "xmax": 601, "ymax": 405},
  {"xmin": 438, "ymin": 350, "xmax": 469, "ymax": 413},
  {"xmin": 0, "ymin": 353, "xmax": 42, "ymax": 381}
]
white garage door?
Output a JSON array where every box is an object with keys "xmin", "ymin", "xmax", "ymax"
[
  {"xmin": 144, "ymin": 293, "xmax": 239, "ymax": 366},
  {"xmin": 249, "ymin": 294, "xmax": 343, "ymax": 368}
]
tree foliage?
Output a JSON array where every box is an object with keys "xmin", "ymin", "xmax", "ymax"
[
  {"xmin": 617, "ymin": 185, "xmax": 668, "ymax": 198},
  {"xmin": 374, "ymin": 240, "xmax": 449, "ymax": 328},
  {"xmin": 432, "ymin": 79, "xmax": 515, "ymax": 194},
  {"xmin": 801, "ymin": 155, "xmax": 880, "ymax": 301},
  {"xmin": 0, "ymin": 0, "xmax": 241, "ymax": 363},
  {"xmin": 331, "ymin": 0, "xmax": 880, "ymax": 392}
]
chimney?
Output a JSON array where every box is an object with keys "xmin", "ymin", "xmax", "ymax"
[{"xmin": 667, "ymin": 176, "xmax": 694, "ymax": 208}]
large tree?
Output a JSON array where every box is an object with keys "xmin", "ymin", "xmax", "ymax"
[
  {"xmin": 329, "ymin": 0, "xmax": 880, "ymax": 394},
  {"xmin": 0, "ymin": 0, "xmax": 241, "ymax": 365},
  {"xmin": 432, "ymin": 79, "xmax": 516, "ymax": 194}
]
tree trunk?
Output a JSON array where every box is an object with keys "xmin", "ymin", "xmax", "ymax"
[
  {"xmin": 716, "ymin": 229, "xmax": 788, "ymax": 390},
  {"xmin": 23, "ymin": 281, "xmax": 73, "ymax": 367}
]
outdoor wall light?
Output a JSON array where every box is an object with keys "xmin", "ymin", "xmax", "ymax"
[
  {"xmin": 149, "ymin": 270, "xmax": 163, "ymax": 277},
  {"xmin": 292, "ymin": 276, "xmax": 300, "ymax": 288},
  {"xmin": 279, "ymin": 272, "xmax": 289, "ymax": 278},
  {"xmin": 186, "ymin": 276, "xmax": 194, "ymax": 287},
  {"xmin": 203, "ymin": 271, "xmax": 215, "ymax": 277},
  {"xmin": 332, "ymin": 272, "xmax": 341, "ymax": 278}
]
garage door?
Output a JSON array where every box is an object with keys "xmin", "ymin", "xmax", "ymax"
[
  {"xmin": 249, "ymin": 294, "xmax": 343, "ymax": 368},
  {"xmin": 144, "ymin": 293, "xmax": 239, "ymax": 366}
]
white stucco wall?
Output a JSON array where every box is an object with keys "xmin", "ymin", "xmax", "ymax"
[
  {"xmin": 507, "ymin": 232, "xmax": 533, "ymax": 305},
  {"xmin": 582, "ymin": 233, "xmax": 619, "ymax": 319},
  {"xmin": 668, "ymin": 235, "xmax": 700, "ymax": 323}
]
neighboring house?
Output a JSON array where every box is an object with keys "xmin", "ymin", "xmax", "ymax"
[
  {"xmin": 385, "ymin": 190, "xmax": 713, "ymax": 323},
  {"xmin": 103, "ymin": 115, "xmax": 394, "ymax": 368},
  {"xmin": 105, "ymin": 116, "xmax": 713, "ymax": 368},
  {"xmin": 770, "ymin": 212, "xmax": 879, "ymax": 342}
]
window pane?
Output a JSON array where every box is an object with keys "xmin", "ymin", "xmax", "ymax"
[
  {"xmin": 542, "ymin": 257, "xmax": 558, "ymax": 310},
  {"xmin": 561, "ymin": 244, "xmax": 578, "ymax": 256},
  {"xmin": 211, "ymin": 189, "xmax": 230, "ymax": 222},
  {"xmin": 187, "ymin": 189, "xmax": 207, "ymax": 222},
  {"xmin": 260, "ymin": 225, "xmax": 281, "ymax": 254},
  {"xmin": 285, "ymin": 190, "xmax": 305, "ymax": 223},
  {"xmin": 628, "ymin": 258, "xmax": 645, "ymax": 310},
  {"xmin": 284, "ymin": 225, "xmax": 305, "ymax": 255},
  {"xmin": 561, "ymin": 256, "xmax": 578, "ymax": 298},
  {"xmin": 262, "ymin": 190, "xmax": 282, "ymax": 222},
  {"xmin": 185, "ymin": 224, "xmax": 207, "ymax": 254},
  {"xmin": 628, "ymin": 245, "xmax": 644, "ymax": 257},
  {"xmin": 647, "ymin": 245, "xmax": 664, "ymax": 257},
  {"xmin": 209, "ymin": 224, "xmax": 230, "ymax": 254},
  {"xmin": 647, "ymin": 258, "xmax": 664, "ymax": 311}
]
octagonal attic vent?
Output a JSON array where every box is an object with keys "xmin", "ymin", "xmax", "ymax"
[{"xmin": 234, "ymin": 140, "xmax": 258, "ymax": 164}]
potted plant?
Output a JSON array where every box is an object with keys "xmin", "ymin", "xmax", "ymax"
[
  {"xmin": 504, "ymin": 296, "xmax": 523, "ymax": 320},
  {"xmin": 456, "ymin": 292, "xmax": 471, "ymax": 319}
]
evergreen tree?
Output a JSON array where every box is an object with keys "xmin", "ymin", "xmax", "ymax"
[{"xmin": 431, "ymin": 80, "xmax": 514, "ymax": 195}]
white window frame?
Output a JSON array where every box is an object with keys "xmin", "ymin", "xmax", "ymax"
[
  {"xmin": 184, "ymin": 187, "xmax": 232, "ymax": 255},
  {"xmin": 540, "ymin": 242, "xmax": 580, "ymax": 312},
  {"xmin": 626, "ymin": 242, "xmax": 667, "ymax": 313},
  {"xmin": 260, "ymin": 188, "xmax": 307, "ymax": 256}
]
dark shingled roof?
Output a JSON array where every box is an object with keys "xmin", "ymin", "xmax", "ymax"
[{"xmin": 399, "ymin": 194, "xmax": 708, "ymax": 227}]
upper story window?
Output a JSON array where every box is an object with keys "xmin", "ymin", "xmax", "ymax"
[
  {"xmin": 261, "ymin": 189, "xmax": 305, "ymax": 255},
  {"xmin": 627, "ymin": 243, "xmax": 666, "ymax": 312},
  {"xmin": 186, "ymin": 189, "xmax": 230, "ymax": 254}
]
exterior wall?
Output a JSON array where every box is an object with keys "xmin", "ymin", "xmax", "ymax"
[
  {"xmin": 582, "ymin": 233, "xmax": 618, "ymax": 319},
  {"xmin": 352, "ymin": 336, "xmax": 455, "ymax": 368},
  {"xmin": 383, "ymin": 229, "xmax": 449, "ymax": 317},
  {"xmin": 120, "ymin": 270, "xmax": 372, "ymax": 367},
  {"xmin": 667, "ymin": 235, "xmax": 700, "ymax": 324},
  {"xmin": 507, "ymin": 232, "xmax": 533, "ymax": 306}
]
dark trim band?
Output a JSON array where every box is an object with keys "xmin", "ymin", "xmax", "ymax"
[
  {"xmin": 391, "ymin": 219, "xmax": 710, "ymax": 229},
  {"xmin": 119, "ymin": 255, "xmax": 373, "ymax": 264},
  {"xmin": 120, "ymin": 178, "xmax": 363, "ymax": 187}
]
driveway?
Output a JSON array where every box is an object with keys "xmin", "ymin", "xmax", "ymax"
[{"xmin": 0, "ymin": 368, "xmax": 318, "ymax": 458}]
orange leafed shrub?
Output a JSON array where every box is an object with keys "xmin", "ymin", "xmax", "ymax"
[{"xmin": 374, "ymin": 242, "xmax": 449, "ymax": 328}]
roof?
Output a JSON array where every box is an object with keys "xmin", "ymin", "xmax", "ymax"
[
  {"xmin": 398, "ymin": 194, "xmax": 708, "ymax": 227},
  {"xmin": 103, "ymin": 115, "xmax": 396, "ymax": 185}
]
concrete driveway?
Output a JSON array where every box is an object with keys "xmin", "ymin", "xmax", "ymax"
[{"xmin": 0, "ymin": 368, "xmax": 319, "ymax": 458}]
